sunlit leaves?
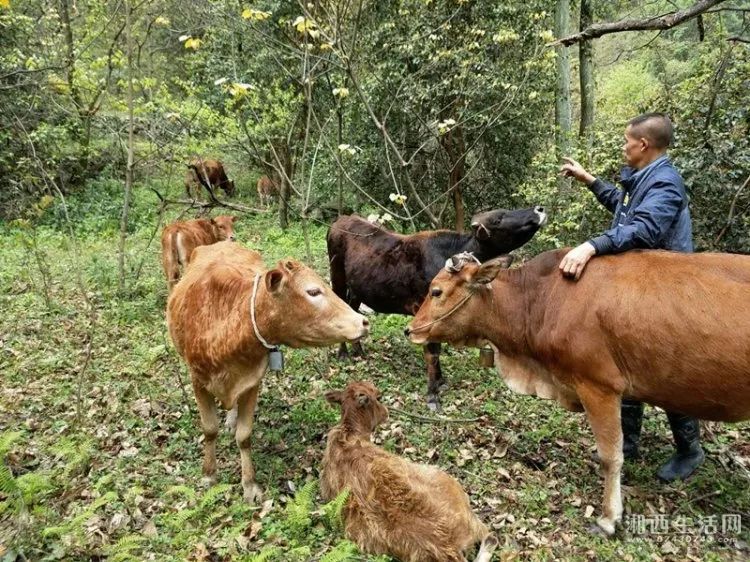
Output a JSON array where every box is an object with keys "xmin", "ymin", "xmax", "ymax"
[
  {"xmin": 242, "ymin": 8, "xmax": 271, "ymax": 21},
  {"xmin": 292, "ymin": 16, "xmax": 319, "ymax": 39},
  {"xmin": 332, "ymin": 87, "xmax": 349, "ymax": 98},
  {"xmin": 388, "ymin": 193, "xmax": 407, "ymax": 206}
]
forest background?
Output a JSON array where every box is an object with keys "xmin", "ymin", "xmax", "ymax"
[{"xmin": 1, "ymin": 1, "xmax": 749, "ymax": 561}]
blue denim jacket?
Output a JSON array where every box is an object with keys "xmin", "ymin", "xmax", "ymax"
[{"xmin": 587, "ymin": 156, "xmax": 693, "ymax": 254}]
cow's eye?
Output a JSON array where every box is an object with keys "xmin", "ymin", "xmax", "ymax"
[
  {"xmin": 307, "ymin": 288, "xmax": 322, "ymax": 297},
  {"xmin": 431, "ymin": 288, "xmax": 442, "ymax": 298}
]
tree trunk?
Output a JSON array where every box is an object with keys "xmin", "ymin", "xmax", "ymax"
[
  {"xmin": 579, "ymin": 0, "xmax": 595, "ymax": 146},
  {"xmin": 441, "ymin": 125, "xmax": 466, "ymax": 232},
  {"xmin": 278, "ymin": 142, "xmax": 292, "ymax": 229},
  {"xmin": 555, "ymin": 0, "xmax": 572, "ymax": 186},
  {"xmin": 118, "ymin": 0, "xmax": 134, "ymax": 293}
]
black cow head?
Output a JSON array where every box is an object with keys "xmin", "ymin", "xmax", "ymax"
[{"xmin": 470, "ymin": 206, "xmax": 546, "ymax": 255}]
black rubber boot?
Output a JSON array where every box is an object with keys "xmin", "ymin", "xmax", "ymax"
[
  {"xmin": 657, "ymin": 412, "xmax": 705, "ymax": 482},
  {"xmin": 621, "ymin": 400, "xmax": 644, "ymax": 460}
]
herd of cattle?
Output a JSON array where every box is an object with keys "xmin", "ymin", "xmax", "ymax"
[{"xmin": 159, "ymin": 159, "xmax": 750, "ymax": 561}]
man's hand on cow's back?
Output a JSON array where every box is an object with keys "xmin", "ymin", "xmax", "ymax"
[
  {"xmin": 560, "ymin": 157, "xmax": 596, "ymax": 186},
  {"xmin": 560, "ymin": 242, "xmax": 597, "ymax": 281}
]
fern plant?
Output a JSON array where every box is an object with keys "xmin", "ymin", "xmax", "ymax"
[
  {"xmin": 284, "ymin": 480, "xmax": 317, "ymax": 539},
  {"xmin": 321, "ymin": 488, "xmax": 350, "ymax": 531},
  {"xmin": 0, "ymin": 431, "xmax": 24, "ymax": 515},
  {"xmin": 319, "ymin": 540, "xmax": 358, "ymax": 562}
]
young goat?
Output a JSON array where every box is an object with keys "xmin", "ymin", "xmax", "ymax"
[{"xmin": 321, "ymin": 381, "xmax": 497, "ymax": 562}]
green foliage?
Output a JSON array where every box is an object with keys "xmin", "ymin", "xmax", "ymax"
[
  {"xmin": 319, "ymin": 540, "xmax": 358, "ymax": 562},
  {"xmin": 321, "ymin": 488, "xmax": 350, "ymax": 531},
  {"xmin": 284, "ymin": 479, "xmax": 317, "ymax": 537}
]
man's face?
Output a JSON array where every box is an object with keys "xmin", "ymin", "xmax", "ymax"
[{"xmin": 622, "ymin": 125, "xmax": 647, "ymax": 169}]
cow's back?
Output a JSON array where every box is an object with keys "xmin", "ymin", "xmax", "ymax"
[
  {"xmin": 523, "ymin": 249, "xmax": 750, "ymax": 421},
  {"xmin": 328, "ymin": 216, "xmax": 438, "ymax": 314}
]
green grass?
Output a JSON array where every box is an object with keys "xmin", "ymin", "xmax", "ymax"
[{"xmin": 0, "ymin": 181, "xmax": 748, "ymax": 561}]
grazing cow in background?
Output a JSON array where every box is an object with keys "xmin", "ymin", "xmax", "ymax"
[
  {"xmin": 167, "ymin": 241, "xmax": 369, "ymax": 502},
  {"xmin": 185, "ymin": 158, "xmax": 236, "ymax": 200},
  {"xmin": 327, "ymin": 206, "xmax": 546, "ymax": 409},
  {"xmin": 256, "ymin": 174, "xmax": 278, "ymax": 207},
  {"xmin": 406, "ymin": 249, "xmax": 750, "ymax": 535},
  {"xmin": 160, "ymin": 215, "xmax": 237, "ymax": 291},
  {"xmin": 321, "ymin": 381, "xmax": 497, "ymax": 562}
]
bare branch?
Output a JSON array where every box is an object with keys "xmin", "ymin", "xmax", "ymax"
[{"xmin": 552, "ymin": 0, "xmax": 727, "ymax": 46}]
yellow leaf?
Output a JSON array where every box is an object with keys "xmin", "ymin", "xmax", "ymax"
[
  {"xmin": 184, "ymin": 37, "xmax": 202, "ymax": 50},
  {"xmin": 0, "ymin": 0, "xmax": 10, "ymax": 9}
]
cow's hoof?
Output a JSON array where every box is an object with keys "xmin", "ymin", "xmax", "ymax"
[
  {"xmin": 426, "ymin": 396, "xmax": 442, "ymax": 413},
  {"xmin": 592, "ymin": 517, "xmax": 617, "ymax": 537},
  {"xmin": 243, "ymin": 482, "xmax": 263, "ymax": 504}
]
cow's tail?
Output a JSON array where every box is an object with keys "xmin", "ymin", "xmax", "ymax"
[{"xmin": 161, "ymin": 230, "xmax": 181, "ymax": 292}]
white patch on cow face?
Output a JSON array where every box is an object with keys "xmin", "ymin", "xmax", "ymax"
[{"xmin": 534, "ymin": 206, "xmax": 547, "ymax": 226}]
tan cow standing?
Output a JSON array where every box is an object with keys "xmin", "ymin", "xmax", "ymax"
[
  {"xmin": 322, "ymin": 381, "xmax": 497, "ymax": 562},
  {"xmin": 167, "ymin": 241, "xmax": 369, "ymax": 502},
  {"xmin": 407, "ymin": 249, "xmax": 750, "ymax": 535},
  {"xmin": 185, "ymin": 158, "xmax": 236, "ymax": 200},
  {"xmin": 160, "ymin": 216, "xmax": 237, "ymax": 292},
  {"xmin": 256, "ymin": 174, "xmax": 278, "ymax": 208}
]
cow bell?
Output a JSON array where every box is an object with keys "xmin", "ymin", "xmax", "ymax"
[
  {"xmin": 268, "ymin": 348, "xmax": 284, "ymax": 372},
  {"xmin": 479, "ymin": 347, "xmax": 494, "ymax": 368}
]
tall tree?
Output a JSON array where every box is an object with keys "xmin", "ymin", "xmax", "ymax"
[
  {"xmin": 119, "ymin": 0, "xmax": 134, "ymax": 292},
  {"xmin": 555, "ymin": 0, "xmax": 572, "ymax": 185},
  {"xmin": 579, "ymin": 0, "xmax": 595, "ymax": 146}
]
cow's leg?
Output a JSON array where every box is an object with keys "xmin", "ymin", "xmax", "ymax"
[
  {"xmin": 349, "ymin": 303, "xmax": 365, "ymax": 357},
  {"xmin": 577, "ymin": 384, "xmax": 623, "ymax": 536},
  {"xmin": 192, "ymin": 378, "xmax": 220, "ymax": 484},
  {"xmin": 235, "ymin": 382, "xmax": 263, "ymax": 504},
  {"xmin": 424, "ymin": 343, "xmax": 444, "ymax": 411},
  {"xmin": 328, "ymin": 251, "xmax": 360, "ymax": 360}
]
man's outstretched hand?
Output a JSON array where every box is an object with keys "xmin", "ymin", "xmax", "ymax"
[{"xmin": 560, "ymin": 157, "xmax": 595, "ymax": 185}]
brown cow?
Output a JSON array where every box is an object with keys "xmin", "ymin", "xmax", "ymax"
[
  {"xmin": 256, "ymin": 174, "xmax": 278, "ymax": 207},
  {"xmin": 321, "ymin": 381, "xmax": 497, "ymax": 562},
  {"xmin": 160, "ymin": 216, "xmax": 237, "ymax": 291},
  {"xmin": 406, "ymin": 249, "xmax": 750, "ymax": 535},
  {"xmin": 167, "ymin": 241, "xmax": 369, "ymax": 502},
  {"xmin": 185, "ymin": 158, "xmax": 236, "ymax": 200}
]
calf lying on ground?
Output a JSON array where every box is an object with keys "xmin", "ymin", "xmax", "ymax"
[
  {"xmin": 160, "ymin": 215, "xmax": 236, "ymax": 291},
  {"xmin": 321, "ymin": 381, "xmax": 497, "ymax": 562},
  {"xmin": 407, "ymin": 249, "xmax": 750, "ymax": 535},
  {"xmin": 185, "ymin": 158, "xmax": 235, "ymax": 200},
  {"xmin": 168, "ymin": 241, "xmax": 369, "ymax": 502}
]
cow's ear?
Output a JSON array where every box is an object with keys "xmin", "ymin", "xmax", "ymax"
[
  {"xmin": 265, "ymin": 268, "xmax": 285, "ymax": 293},
  {"xmin": 210, "ymin": 217, "xmax": 217, "ymax": 225},
  {"xmin": 325, "ymin": 390, "xmax": 344, "ymax": 405},
  {"xmin": 470, "ymin": 256, "xmax": 512, "ymax": 286}
]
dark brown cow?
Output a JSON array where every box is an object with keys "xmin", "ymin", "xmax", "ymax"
[
  {"xmin": 327, "ymin": 207, "xmax": 546, "ymax": 409},
  {"xmin": 185, "ymin": 158, "xmax": 235, "ymax": 199},
  {"xmin": 321, "ymin": 381, "xmax": 496, "ymax": 562},
  {"xmin": 407, "ymin": 249, "xmax": 750, "ymax": 535},
  {"xmin": 167, "ymin": 241, "xmax": 369, "ymax": 502},
  {"xmin": 160, "ymin": 216, "xmax": 237, "ymax": 292},
  {"xmin": 256, "ymin": 174, "xmax": 278, "ymax": 207}
]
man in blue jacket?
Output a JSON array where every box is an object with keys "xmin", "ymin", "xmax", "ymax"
[{"xmin": 559, "ymin": 112, "xmax": 704, "ymax": 482}]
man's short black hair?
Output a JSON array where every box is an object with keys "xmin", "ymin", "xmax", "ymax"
[{"xmin": 627, "ymin": 112, "xmax": 674, "ymax": 149}]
